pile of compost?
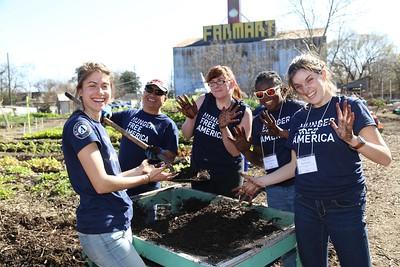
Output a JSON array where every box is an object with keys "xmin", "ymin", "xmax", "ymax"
[{"xmin": 132, "ymin": 198, "xmax": 282, "ymax": 264}]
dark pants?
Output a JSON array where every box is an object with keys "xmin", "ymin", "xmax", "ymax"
[
  {"xmin": 191, "ymin": 170, "xmax": 242, "ymax": 198},
  {"xmin": 294, "ymin": 189, "xmax": 371, "ymax": 267}
]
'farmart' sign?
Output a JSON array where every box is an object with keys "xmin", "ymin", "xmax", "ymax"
[{"xmin": 203, "ymin": 20, "xmax": 276, "ymax": 42}]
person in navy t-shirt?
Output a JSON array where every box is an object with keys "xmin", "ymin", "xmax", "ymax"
[
  {"xmin": 177, "ymin": 65, "xmax": 252, "ymax": 198},
  {"xmin": 236, "ymin": 54, "xmax": 392, "ymax": 267},
  {"xmin": 109, "ymin": 79, "xmax": 178, "ymax": 197},
  {"xmin": 62, "ymin": 62, "xmax": 173, "ymax": 267},
  {"xmin": 230, "ymin": 70, "xmax": 303, "ymax": 267}
]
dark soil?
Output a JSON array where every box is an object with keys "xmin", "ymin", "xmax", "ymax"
[
  {"xmin": 170, "ymin": 166, "xmax": 210, "ymax": 183},
  {"xmin": 0, "ymin": 196, "xmax": 83, "ymax": 267},
  {"xmin": 133, "ymin": 198, "xmax": 282, "ymax": 264}
]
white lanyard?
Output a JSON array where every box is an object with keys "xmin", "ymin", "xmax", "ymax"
[{"xmin": 261, "ymin": 102, "xmax": 284, "ymax": 170}]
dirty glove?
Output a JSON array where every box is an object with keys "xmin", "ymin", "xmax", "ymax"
[
  {"xmin": 218, "ymin": 102, "xmax": 242, "ymax": 129},
  {"xmin": 176, "ymin": 95, "xmax": 198, "ymax": 119},
  {"xmin": 228, "ymin": 126, "xmax": 251, "ymax": 153},
  {"xmin": 330, "ymin": 100, "xmax": 355, "ymax": 144},
  {"xmin": 260, "ymin": 110, "xmax": 287, "ymax": 138}
]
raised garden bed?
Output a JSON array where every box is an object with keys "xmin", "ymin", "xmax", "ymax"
[{"xmin": 130, "ymin": 186, "xmax": 296, "ymax": 267}]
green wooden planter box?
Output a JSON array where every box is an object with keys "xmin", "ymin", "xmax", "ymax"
[
  {"xmin": 133, "ymin": 186, "xmax": 298, "ymax": 267},
  {"xmin": 86, "ymin": 185, "xmax": 301, "ymax": 267}
]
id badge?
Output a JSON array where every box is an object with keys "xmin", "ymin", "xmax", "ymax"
[
  {"xmin": 297, "ymin": 154, "xmax": 318, "ymax": 174},
  {"xmin": 263, "ymin": 154, "xmax": 279, "ymax": 170}
]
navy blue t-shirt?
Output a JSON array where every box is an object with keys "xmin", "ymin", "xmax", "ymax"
[
  {"xmin": 287, "ymin": 96, "xmax": 375, "ymax": 199},
  {"xmin": 252, "ymin": 99, "xmax": 303, "ymax": 186},
  {"xmin": 191, "ymin": 93, "xmax": 246, "ymax": 173},
  {"xmin": 62, "ymin": 111, "xmax": 133, "ymax": 234},
  {"xmin": 111, "ymin": 109, "xmax": 179, "ymax": 171}
]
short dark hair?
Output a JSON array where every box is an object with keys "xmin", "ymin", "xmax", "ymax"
[
  {"xmin": 254, "ymin": 71, "xmax": 282, "ymax": 88},
  {"xmin": 254, "ymin": 70, "xmax": 292, "ymax": 99}
]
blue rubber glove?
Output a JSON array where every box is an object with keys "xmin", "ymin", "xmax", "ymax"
[{"xmin": 101, "ymin": 105, "xmax": 112, "ymax": 120}]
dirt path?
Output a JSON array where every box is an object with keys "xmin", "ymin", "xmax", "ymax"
[{"xmin": 364, "ymin": 114, "xmax": 400, "ymax": 266}]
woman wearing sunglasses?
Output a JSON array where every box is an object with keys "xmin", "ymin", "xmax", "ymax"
[
  {"xmin": 237, "ymin": 54, "xmax": 392, "ymax": 267},
  {"xmin": 230, "ymin": 70, "xmax": 303, "ymax": 267},
  {"xmin": 177, "ymin": 65, "xmax": 252, "ymax": 198},
  {"xmin": 105, "ymin": 79, "xmax": 179, "ymax": 197}
]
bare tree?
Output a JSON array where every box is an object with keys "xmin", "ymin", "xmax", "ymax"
[
  {"xmin": 332, "ymin": 34, "xmax": 392, "ymax": 82},
  {"xmin": 288, "ymin": 0, "xmax": 353, "ymax": 55},
  {"xmin": 33, "ymin": 79, "xmax": 58, "ymax": 93},
  {"xmin": 327, "ymin": 26, "xmax": 354, "ymax": 66},
  {"xmin": 0, "ymin": 63, "xmax": 29, "ymax": 104},
  {"xmin": 0, "ymin": 68, "xmax": 6, "ymax": 95},
  {"xmin": 368, "ymin": 47, "xmax": 399, "ymax": 98},
  {"xmin": 329, "ymin": 33, "xmax": 399, "ymax": 99},
  {"xmin": 392, "ymin": 54, "xmax": 400, "ymax": 93}
]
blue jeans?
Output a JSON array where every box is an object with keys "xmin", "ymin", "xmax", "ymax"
[
  {"xmin": 266, "ymin": 185, "xmax": 295, "ymax": 213},
  {"xmin": 294, "ymin": 189, "xmax": 371, "ymax": 267},
  {"xmin": 266, "ymin": 185, "xmax": 297, "ymax": 267},
  {"xmin": 78, "ymin": 227, "xmax": 146, "ymax": 267}
]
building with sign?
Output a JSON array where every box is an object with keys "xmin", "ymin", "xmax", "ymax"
[
  {"xmin": 202, "ymin": 20, "xmax": 276, "ymax": 43},
  {"xmin": 172, "ymin": 1, "xmax": 326, "ymax": 96}
]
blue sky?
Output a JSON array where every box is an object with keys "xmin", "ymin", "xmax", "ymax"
[{"xmin": 0, "ymin": 0, "xmax": 398, "ymax": 90}]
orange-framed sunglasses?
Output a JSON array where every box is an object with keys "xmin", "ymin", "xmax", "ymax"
[{"xmin": 253, "ymin": 85, "xmax": 280, "ymax": 99}]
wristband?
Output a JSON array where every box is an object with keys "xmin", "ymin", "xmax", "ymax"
[{"xmin": 350, "ymin": 136, "xmax": 366, "ymax": 150}]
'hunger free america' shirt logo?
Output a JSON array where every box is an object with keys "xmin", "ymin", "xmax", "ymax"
[
  {"xmin": 196, "ymin": 112, "xmax": 222, "ymax": 139},
  {"xmin": 73, "ymin": 121, "xmax": 92, "ymax": 139},
  {"xmin": 125, "ymin": 117, "xmax": 154, "ymax": 143},
  {"xmin": 293, "ymin": 118, "xmax": 335, "ymax": 144}
]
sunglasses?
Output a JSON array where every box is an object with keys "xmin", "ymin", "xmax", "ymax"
[
  {"xmin": 145, "ymin": 85, "xmax": 166, "ymax": 96},
  {"xmin": 253, "ymin": 85, "xmax": 280, "ymax": 99}
]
